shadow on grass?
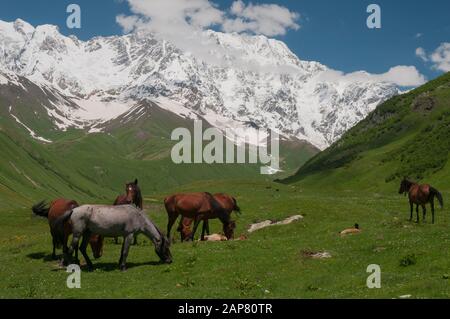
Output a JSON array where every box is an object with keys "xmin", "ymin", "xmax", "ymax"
[
  {"xmin": 49, "ymin": 260, "xmax": 165, "ymax": 272},
  {"xmin": 26, "ymin": 252, "xmax": 57, "ymax": 262}
]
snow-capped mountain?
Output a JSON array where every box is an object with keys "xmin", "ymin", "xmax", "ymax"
[{"xmin": 0, "ymin": 18, "xmax": 399, "ymax": 150}]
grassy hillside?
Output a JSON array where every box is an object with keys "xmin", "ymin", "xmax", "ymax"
[
  {"xmin": 0, "ymin": 82, "xmax": 317, "ymax": 210},
  {"xmin": 283, "ymin": 72, "xmax": 450, "ymax": 192}
]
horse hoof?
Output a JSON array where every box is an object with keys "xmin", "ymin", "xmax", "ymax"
[{"xmin": 120, "ymin": 267, "xmax": 127, "ymax": 272}]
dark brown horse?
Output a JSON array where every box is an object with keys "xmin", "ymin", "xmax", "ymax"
[
  {"xmin": 177, "ymin": 193, "xmax": 241, "ymax": 241},
  {"xmin": 165, "ymin": 192, "xmax": 236, "ymax": 242},
  {"xmin": 32, "ymin": 199, "xmax": 104, "ymax": 264},
  {"xmin": 398, "ymin": 178, "xmax": 444, "ymax": 224},
  {"xmin": 113, "ymin": 179, "xmax": 143, "ymax": 244}
]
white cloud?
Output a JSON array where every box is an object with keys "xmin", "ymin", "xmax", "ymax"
[
  {"xmin": 415, "ymin": 47, "xmax": 428, "ymax": 62},
  {"xmin": 430, "ymin": 43, "xmax": 450, "ymax": 72},
  {"xmin": 223, "ymin": 0, "xmax": 300, "ymax": 37},
  {"xmin": 116, "ymin": 0, "xmax": 425, "ymax": 88},
  {"xmin": 319, "ymin": 66, "xmax": 426, "ymax": 87},
  {"xmin": 117, "ymin": 0, "xmax": 299, "ymax": 37},
  {"xmin": 415, "ymin": 43, "xmax": 450, "ymax": 72}
]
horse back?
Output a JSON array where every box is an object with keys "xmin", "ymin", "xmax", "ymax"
[
  {"xmin": 114, "ymin": 195, "xmax": 128, "ymax": 205},
  {"xmin": 409, "ymin": 184, "xmax": 432, "ymax": 204},
  {"xmin": 48, "ymin": 198, "xmax": 78, "ymax": 234},
  {"xmin": 166, "ymin": 193, "xmax": 213, "ymax": 218}
]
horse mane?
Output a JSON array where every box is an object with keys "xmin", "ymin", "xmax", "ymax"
[
  {"xmin": 205, "ymin": 192, "xmax": 230, "ymax": 224},
  {"xmin": 135, "ymin": 186, "xmax": 143, "ymax": 209}
]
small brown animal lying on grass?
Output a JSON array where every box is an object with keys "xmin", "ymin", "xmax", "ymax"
[{"xmin": 339, "ymin": 224, "xmax": 361, "ymax": 236}]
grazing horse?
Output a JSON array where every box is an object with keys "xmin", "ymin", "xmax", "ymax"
[
  {"xmin": 177, "ymin": 193, "xmax": 241, "ymax": 242},
  {"xmin": 398, "ymin": 179, "xmax": 444, "ymax": 224},
  {"xmin": 113, "ymin": 179, "xmax": 143, "ymax": 245},
  {"xmin": 165, "ymin": 192, "xmax": 236, "ymax": 242},
  {"xmin": 53, "ymin": 205, "xmax": 172, "ymax": 271},
  {"xmin": 32, "ymin": 199, "xmax": 103, "ymax": 263}
]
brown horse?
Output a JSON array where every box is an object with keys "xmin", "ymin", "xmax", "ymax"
[
  {"xmin": 398, "ymin": 178, "xmax": 444, "ymax": 224},
  {"xmin": 113, "ymin": 179, "xmax": 143, "ymax": 244},
  {"xmin": 165, "ymin": 192, "xmax": 236, "ymax": 242},
  {"xmin": 177, "ymin": 193, "xmax": 241, "ymax": 241},
  {"xmin": 32, "ymin": 199, "xmax": 103, "ymax": 263}
]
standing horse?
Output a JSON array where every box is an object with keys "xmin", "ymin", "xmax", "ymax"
[
  {"xmin": 165, "ymin": 192, "xmax": 236, "ymax": 242},
  {"xmin": 398, "ymin": 178, "xmax": 444, "ymax": 224},
  {"xmin": 32, "ymin": 199, "xmax": 103, "ymax": 264},
  {"xmin": 53, "ymin": 205, "xmax": 172, "ymax": 271},
  {"xmin": 177, "ymin": 193, "xmax": 241, "ymax": 241},
  {"xmin": 113, "ymin": 179, "xmax": 143, "ymax": 245}
]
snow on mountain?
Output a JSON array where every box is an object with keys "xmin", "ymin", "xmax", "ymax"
[{"xmin": 0, "ymin": 19, "xmax": 400, "ymax": 149}]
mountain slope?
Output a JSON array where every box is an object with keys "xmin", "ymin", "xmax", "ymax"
[
  {"xmin": 0, "ymin": 18, "xmax": 400, "ymax": 150},
  {"xmin": 0, "ymin": 77, "xmax": 319, "ymax": 210},
  {"xmin": 282, "ymin": 72, "xmax": 450, "ymax": 190}
]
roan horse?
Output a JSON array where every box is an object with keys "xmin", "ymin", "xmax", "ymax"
[
  {"xmin": 114, "ymin": 179, "xmax": 143, "ymax": 245},
  {"xmin": 165, "ymin": 192, "xmax": 236, "ymax": 242},
  {"xmin": 32, "ymin": 199, "xmax": 103, "ymax": 264},
  {"xmin": 398, "ymin": 178, "xmax": 444, "ymax": 224},
  {"xmin": 177, "ymin": 193, "xmax": 241, "ymax": 242},
  {"xmin": 54, "ymin": 205, "xmax": 172, "ymax": 271}
]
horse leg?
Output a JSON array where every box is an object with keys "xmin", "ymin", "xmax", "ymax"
[
  {"xmin": 79, "ymin": 231, "xmax": 93, "ymax": 271},
  {"xmin": 422, "ymin": 205, "xmax": 426, "ymax": 222},
  {"xmin": 167, "ymin": 214, "xmax": 178, "ymax": 243},
  {"xmin": 415, "ymin": 205, "xmax": 420, "ymax": 223},
  {"xmin": 201, "ymin": 221, "xmax": 207, "ymax": 241},
  {"xmin": 118, "ymin": 237, "xmax": 126, "ymax": 266},
  {"xmin": 206, "ymin": 220, "xmax": 210, "ymax": 236},
  {"xmin": 61, "ymin": 231, "xmax": 70, "ymax": 266},
  {"xmin": 69, "ymin": 234, "xmax": 81, "ymax": 265},
  {"xmin": 191, "ymin": 219, "xmax": 202, "ymax": 241},
  {"xmin": 133, "ymin": 234, "xmax": 138, "ymax": 246},
  {"xmin": 409, "ymin": 202, "xmax": 413, "ymax": 221},
  {"xmin": 119, "ymin": 234, "xmax": 134, "ymax": 271},
  {"xmin": 52, "ymin": 236, "xmax": 57, "ymax": 260},
  {"xmin": 114, "ymin": 237, "xmax": 119, "ymax": 245},
  {"xmin": 431, "ymin": 200, "xmax": 435, "ymax": 224}
]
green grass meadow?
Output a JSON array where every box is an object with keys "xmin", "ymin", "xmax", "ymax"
[{"xmin": 1, "ymin": 180, "xmax": 448, "ymax": 298}]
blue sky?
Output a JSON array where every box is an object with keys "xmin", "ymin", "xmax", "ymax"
[{"xmin": 0, "ymin": 0, "xmax": 449, "ymax": 82}]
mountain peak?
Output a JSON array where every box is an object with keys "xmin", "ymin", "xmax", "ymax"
[{"xmin": 0, "ymin": 18, "xmax": 400, "ymax": 149}]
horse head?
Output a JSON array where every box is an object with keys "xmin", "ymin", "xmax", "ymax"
[
  {"xmin": 223, "ymin": 220, "xmax": 236, "ymax": 240},
  {"xmin": 399, "ymin": 178, "xmax": 411, "ymax": 195},
  {"xmin": 154, "ymin": 227, "xmax": 173, "ymax": 264},
  {"xmin": 125, "ymin": 179, "xmax": 140, "ymax": 205},
  {"xmin": 89, "ymin": 234, "xmax": 104, "ymax": 259}
]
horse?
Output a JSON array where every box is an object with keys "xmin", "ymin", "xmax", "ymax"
[
  {"xmin": 165, "ymin": 192, "xmax": 236, "ymax": 242},
  {"xmin": 113, "ymin": 179, "xmax": 143, "ymax": 245},
  {"xmin": 398, "ymin": 178, "xmax": 444, "ymax": 224},
  {"xmin": 32, "ymin": 199, "xmax": 103, "ymax": 264},
  {"xmin": 177, "ymin": 193, "xmax": 241, "ymax": 242},
  {"xmin": 53, "ymin": 205, "xmax": 172, "ymax": 271}
]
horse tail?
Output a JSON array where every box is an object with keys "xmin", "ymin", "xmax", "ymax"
[
  {"xmin": 52, "ymin": 209, "xmax": 74, "ymax": 247},
  {"xmin": 205, "ymin": 192, "xmax": 230, "ymax": 223},
  {"xmin": 430, "ymin": 187, "xmax": 444, "ymax": 208},
  {"xmin": 32, "ymin": 201, "xmax": 50, "ymax": 218},
  {"xmin": 232, "ymin": 197, "xmax": 242, "ymax": 215}
]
